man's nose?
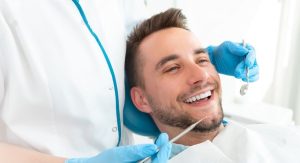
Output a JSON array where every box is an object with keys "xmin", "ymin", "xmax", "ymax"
[{"xmin": 186, "ymin": 64, "xmax": 209, "ymax": 86}]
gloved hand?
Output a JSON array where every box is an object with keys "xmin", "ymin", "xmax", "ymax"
[
  {"xmin": 152, "ymin": 133, "xmax": 172, "ymax": 163},
  {"xmin": 65, "ymin": 133, "xmax": 171, "ymax": 163},
  {"xmin": 206, "ymin": 41, "xmax": 259, "ymax": 82}
]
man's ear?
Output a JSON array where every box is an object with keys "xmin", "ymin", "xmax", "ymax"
[{"xmin": 130, "ymin": 87, "xmax": 152, "ymax": 113}]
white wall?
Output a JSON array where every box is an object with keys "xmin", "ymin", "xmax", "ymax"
[{"xmin": 264, "ymin": 0, "xmax": 300, "ymax": 124}]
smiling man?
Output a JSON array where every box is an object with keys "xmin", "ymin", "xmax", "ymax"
[
  {"xmin": 130, "ymin": 25, "xmax": 224, "ymax": 145},
  {"xmin": 125, "ymin": 8, "xmax": 300, "ymax": 163},
  {"xmin": 126, "ymin": 8, "xmax": 224, "ymax": 145}
]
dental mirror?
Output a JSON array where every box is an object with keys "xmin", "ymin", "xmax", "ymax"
[{"xmin": 240, "ymin": 40, "xmax": 249, "ymax": 96}]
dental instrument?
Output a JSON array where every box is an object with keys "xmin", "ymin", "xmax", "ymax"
[
  {"xmin": 139, "ymin": 116, "xmax": 208, "ymax": 163},
  {"xmin": 240, "ymin": 40, "xmax": 249, "ymax": 96}
]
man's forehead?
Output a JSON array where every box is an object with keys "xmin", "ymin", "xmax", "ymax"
[
  {"xmin": 140, "ymin": 28, "xmax": 202, "ymax": 54},
  {"xmin": 141, "ymin": 28, "xmax": 198, "ymax": 47}
]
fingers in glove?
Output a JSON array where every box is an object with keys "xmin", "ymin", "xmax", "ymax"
[
  {"xmin": 155, "ymin": 133, "xmax": 169, "ymax": 147},
  {"xmin": 152, "ymin": 143, "xmax": 172, "ymax": 163},
  {"xmin": 238, "ymin": 65, "xmax": 259, "ymax": 82},
  {"xmin": 224, "ymin": 41, "xmax": 248, "ymax": 56},
  {"xmin": 234, "ymin": 61, "xmax": 246, "ymax": 79},
  {"xmin": 115, "ymin": 144, "xmax": 158, "ymax": 162},
  {"xmin": 235, "ymin": 61, "xmax": 259, "ymax": 82},
  {"xmin": 244, "ymin": 44, "xmax": 256, "ymax": 67},
  {"xmin": 152, "ymin": 133, "xmax": 171, "ymax": 163},
  {"xmin": 242, "ymin": 73, "xmax": 259, "ymax": 82}
]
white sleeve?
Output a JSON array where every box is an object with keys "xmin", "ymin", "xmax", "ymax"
[
  {"xmin": 0, "ymin": 8, "xmax": 5, "ymax": 106},
  {"xmin": 0, "ymin": 3, "xmax": 9, "ymax": 107},
  {"xmin": 121, "ymin": 0, "xmax": 150, "ymax": 35},
  {"xmin": 0, "ymin": 65, "xmax": 3, "ymax": 107}
]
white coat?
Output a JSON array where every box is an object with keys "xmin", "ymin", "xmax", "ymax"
[
  {"xmin": 170, "ymin": 120, "xmax": 300, "ymax": 163},
  {"xmin": 0, "ymin": 0, "xmax": 146, "ymax": 158}
]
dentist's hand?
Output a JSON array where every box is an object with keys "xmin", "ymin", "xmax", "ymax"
[
  {"xmin": 65, "ymin": 144, "xmax": 157, "ymax": 163},
  {"xmin": 207, "ymin": 41, "xmax": 259, "ymax": 82},
  {"xmin": 65, "ymin": 133, "xmax": 171, "ymax": 163},
  {"xmin": 152, "ymin": 133, "xmax": 172, "ymax": 163}
]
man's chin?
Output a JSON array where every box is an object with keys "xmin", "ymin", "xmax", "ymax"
[{"xmin": 192, "ymin": 117, "xmax": 223, "ymax": 132}]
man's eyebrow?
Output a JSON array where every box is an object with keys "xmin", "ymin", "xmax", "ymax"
[
  {"xmin": 155, "ymin": 54, "xmax": 179, "ymax": 70},
  {"xmin": 194, "ymin": 48, "xmax": 207, "ymax": 54}
]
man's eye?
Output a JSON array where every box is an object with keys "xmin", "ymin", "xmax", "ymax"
[
  {"xmin": 164, "ymin": 66, "xmax": 180, "ymax": 73},
  {"xmin": 198, "ymin": 59, "xmax": 210, "ymax": 65}
]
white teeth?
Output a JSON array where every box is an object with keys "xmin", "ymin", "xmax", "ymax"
[
  {"xmin": 192, "ymin": 97, "xmax": 196, "ymax": 101},
  {"xmin": 185, "ymin": 91, "xmax": 211, "ymax": 103}
]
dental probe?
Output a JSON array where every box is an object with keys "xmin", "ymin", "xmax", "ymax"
[
  {"xmin": 240, "ymin": 40, "xmax": 249, "ymax": 96},
  {"xmin": 139, "ymin": 116, "xmax": 209, "ymax": 163}
]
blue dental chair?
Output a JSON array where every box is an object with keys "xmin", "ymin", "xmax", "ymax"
[{"xmin": 123, "ymin": 80, "xmax": 160, "ymax": 137}]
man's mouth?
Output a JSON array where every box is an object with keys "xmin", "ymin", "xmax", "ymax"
[{"xmin": 184, "ymin": 90, "xmax": 212, "ymax": 104}]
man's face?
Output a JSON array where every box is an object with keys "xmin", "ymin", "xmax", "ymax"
[{"xmin": 134, "ymin": 27, "xmax": 223, "ymax": 132}]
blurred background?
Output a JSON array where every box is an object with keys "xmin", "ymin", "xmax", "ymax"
[{"xmin": 142, "ymin": 0, "xmax": 300, "ymax": 125}]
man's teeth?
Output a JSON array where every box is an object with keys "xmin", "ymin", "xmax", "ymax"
[{"xmin": 185, "ymin": 91, "xmax": 211, "ymax": 103}]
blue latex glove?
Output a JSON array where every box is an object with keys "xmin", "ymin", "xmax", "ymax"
[
  {"xmin": 152, "ymin": 133, "xmax": 172, "ymax": 163},
  {"xmin": 65, "ymin": 144, "xmax": 157, "ymax": 163},
  {"xmin": 65, "ymin": 133, "xmax": 171, "ymax": 163},
  {"xmin": 207, "ymin": 41, "xmax": 259, "ymax": 82}
]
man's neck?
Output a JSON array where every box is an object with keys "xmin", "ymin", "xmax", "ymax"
[{"xmin": 166, "ymin": 124, "xmax": 224, "ymax": 146}]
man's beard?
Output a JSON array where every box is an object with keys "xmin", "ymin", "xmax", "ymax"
[{"xmin": 147, "ymin": 94, "xmax": 224, "ymax": 133}]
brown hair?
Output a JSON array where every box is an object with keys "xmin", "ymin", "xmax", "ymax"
[{"xmin": 125, "ymin": 8, "xmax": 189, "ymax": 88}]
